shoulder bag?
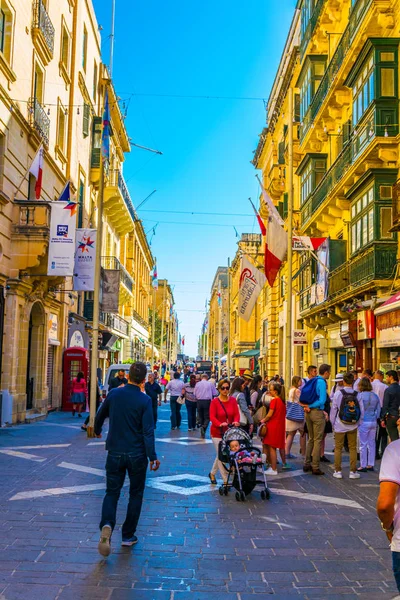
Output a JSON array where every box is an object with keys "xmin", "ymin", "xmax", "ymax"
[
  {"xmin": 286, "ymin": 401, "xmax": 305, "ymax": 422},
  {"xmin": 235, "ymin": 392, "xmax": 248, "ymax": 426}
]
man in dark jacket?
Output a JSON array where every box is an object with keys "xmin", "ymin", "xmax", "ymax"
[
  {"xmin": 95, "ymin": 362, "xmax": 160, "ymax": 557},
  {"xmin": 109, "ymin": 369, "xmax": 128, "ymax": 390},
  {"xmin": 381, "ymin": 370, "xmax": 400, "ymax": 442},
  {"xmin": 145, "ymin": 373, "xmax": 162, "ymax": 427}
]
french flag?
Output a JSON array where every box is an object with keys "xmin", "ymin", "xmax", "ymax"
[{"xmin": 29, "ymin": 145, "xmax": 44, "ymax": 200}]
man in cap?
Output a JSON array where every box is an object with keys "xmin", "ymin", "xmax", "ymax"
[
  {"xmin": 242, "ymin": 369, "xmax": 253, "ymax": 407},
  {"xmin": 95, "ymin": 362, "xmax": 160, "ymax": 557}
]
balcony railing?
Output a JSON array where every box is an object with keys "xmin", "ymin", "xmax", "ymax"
[
  {"xmin": 300, "ymin": 0, "xmax": 325, "ymax": 59},
  {"xmin": 32, "ymin": 0, "xmax": 55, "ymax": 57},
  {"xmin": 132, "ymin": 308, "xmax": 149, "ymax": 329},
  {"xmin": 29, "ymin": 97, "xmax": 50, "ymax": 147},
  {"xmin": 300, "ymin": 0, "xmax": 372, "ymax": 141},
  {"xmin": 108, "ymin": 169, "xmax": 137, "ymax": 223},
  {"xmin": 102, "ymin": 256, "xmax": 134, "ymax": 293},
  {"xmin": 83, "ymin": 299, "xmax": 129, "ymax": 336}
]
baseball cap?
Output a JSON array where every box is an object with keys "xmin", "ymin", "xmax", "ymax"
[{"xmin": 129, "ymin": 362, "xmax": 147, "ymax": 384}]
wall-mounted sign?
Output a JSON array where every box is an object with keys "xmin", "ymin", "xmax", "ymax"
[
  {"xmin": 293, "ymin": 329, "xmax": 307, "ymax": 345},
  {"xmin": 357, "ymin": 310, "xmax": 375, "ymax": 340}
]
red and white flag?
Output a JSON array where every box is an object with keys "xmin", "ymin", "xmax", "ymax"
[
  {"xmin": 249, "ymin": 198, "xmax": 266, "ymax": 236},
  {"xmin": 182, "ymin": 336, "xmax": 185, "ymax": 346},
  {"xmin": 293, "ymin": 236, "xmax": 326, "ymax": 251},
  {"xmin": 29, "ymin": 146, "xmax": 44, "ymax": 200}
]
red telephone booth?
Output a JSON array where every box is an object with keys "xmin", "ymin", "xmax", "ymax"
[{"xmin": 62, "ymin": 347, "xmax": 89, "ymax": 411}]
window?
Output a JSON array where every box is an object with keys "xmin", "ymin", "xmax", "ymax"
[
  {"xmin": 352, "ymin": 55, "xmax": 374, "ymax": 125},
  {"xmin": 381, "ymin": 207, "xmax": 394, "ymax": 239},
  {"xmin": 78, "ymin": 178, "xmax": 84, "ymax": 228},
  {"xmin": 301, "ymin": 0, "xmax": 315, "ymax": 38},
  {"xmin": 299, "ymin": 155, "xmax": 327, "ymax": 205},
  {"xmin": 82, "ymin": 103, "xmax": 90, "ymax": 137},
  {"xmin": 0, "ymin": 1, "xmax": 13, "ymax": 65},
  {"xmin": 34, "ymin": 63, "xmax": 44, "ymax": 104},
  {"xmin": 57, "ymin": 103, "xmax": 66, "ymax": 154},
  {"xmin": 82, "ymin": 25, "xmax": 87, "ymax": 72},
  {"xmin": 60, "ymin": 25, "xmax": 69, "ymax": 70},
  {"xmin": 350, "ymin": 185, "xmax": 374, "ymax": 254},
  {"xmin": 299, "ymin": 57, "xmax": 326, "ymax": 120},
  {"xmin": 93, "ymin": 60, "xmax": 97, "ymax": 102},
  {"xmin": 0, "ymin": 9, "xmax": 5, "ymax": 53}
]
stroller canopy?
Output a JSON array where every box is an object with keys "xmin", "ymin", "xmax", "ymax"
[{"xmin": 220, "ymin": 426, "xmax": 252, "ymax": 455}]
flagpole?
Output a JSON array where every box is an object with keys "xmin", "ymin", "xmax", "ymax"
[
  {"xmin": 160, "ymin": 284, "xmax": 166, "ymax": 366},
  {"xmin": 87, "ymin": 86, "xmax": 107, "ymax": 438},
  {"xmin": 218, "ymin": 292, "xmax": 222, "ymax": 378},
  {"xmin": 285, "ymin": 87, "xmax": 294, "ymax": 389}
]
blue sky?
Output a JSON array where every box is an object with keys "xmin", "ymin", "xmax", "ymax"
[{"xmin": 93, "ymin": 0, "xmax": 297, "ymax": 357}]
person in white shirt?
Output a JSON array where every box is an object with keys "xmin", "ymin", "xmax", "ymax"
[
  {"xmin": 194, "ymin": 374, "xmax": 218, "ymax": 438},
  {"xmin": 353, "ymin": 368, "xmax": 373, "ymax": 392},
  {"xmin": 164, "ymin": 372, "xmax": 185, "ymax": 430},
  {"xmin": 330, "ymin": 371, "xmax": 364, "ymax": 479},
  {"xmin": 377, "ymin": 439, "xmax": 400, "ymax": 593},
  {"xmin": 373, "ymin": 370, "xmax": 389, "ymax": 459}
]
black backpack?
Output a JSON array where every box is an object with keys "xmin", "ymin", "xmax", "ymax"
[{"xmin": 338, "ymin": 389, "xmax": 361, "ymax": 425}]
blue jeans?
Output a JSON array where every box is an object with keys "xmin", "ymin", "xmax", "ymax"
[
  {"xmin": 100, "ymin": 452, "xmax": 147, "ymax": 539},
  {"xmin": 393, "ymin": 552, "xmax": 400, "ymax": 592},
  {"xmin": 186, "ymin": 401, "xmax": 197, "ymax": 429},
  {"xmin": 170, "ymin": 396, "xmax": 182, "ymax": 428}
]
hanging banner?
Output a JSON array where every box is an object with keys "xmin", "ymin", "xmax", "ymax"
[
  {"xmin": 47, "ymin": 201, "xmax": 76, "ymax": 276},
  {"xmin": 315, "ymin": 240, "xmax": 329, "ymax": 305},
  {"xmin": 101, "ymin": 269, "xmax": 120, "ymax": 313},
  {"xmin": 238, "ymin": 255, "xmax": 266, "ymax": 322},
  {"xmin": 73, "ymin": 229, "xmax": 97, "ymax": 291}
]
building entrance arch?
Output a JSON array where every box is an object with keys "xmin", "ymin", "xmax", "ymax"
[{"xmin": 26, "ymin": 302, "xmax": 45, "ymax": 410}]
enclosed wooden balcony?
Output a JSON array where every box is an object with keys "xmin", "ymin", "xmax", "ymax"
[{"xmin": 11, "ymin": 200, "xmax": 50, "ymax": 270}]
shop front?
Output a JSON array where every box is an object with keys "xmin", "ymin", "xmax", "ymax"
[
  {"xmin": 375, "ymin": 293, "xmax": 400, "ymax": 371},
  {"xmin": 326, "ymin": 325, "xmax": 346, "ymax": 374}
]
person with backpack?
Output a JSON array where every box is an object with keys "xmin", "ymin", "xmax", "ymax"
[
  {"xmin": 300, "ymin": 363, "xmax": 331, "ymax": 475},
  {"xmin": 330, "ymin": 371, "xmax": 364, "ymax": 479}
]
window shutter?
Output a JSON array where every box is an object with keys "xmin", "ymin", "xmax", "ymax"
[
  {"xmin": 278, "ymin": 141, "xmax": 285, "ymax": 165},
  {"xmin": 283, "ymin": 193, "xmax": 288, "ymax": 219},
  {"xmin": 83, "ymin": 103, "xmax": 90, "ymax": 138},
  {"xmin": 294, "ymin": 94, "xmax": 301, "ymax": 122}
]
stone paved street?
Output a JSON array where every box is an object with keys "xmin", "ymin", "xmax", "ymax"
[{"xmin": 0, "ymin": 403, "xmax": 398, "ymax": 599}]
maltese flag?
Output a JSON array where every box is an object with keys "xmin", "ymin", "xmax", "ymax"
[
  {"xmin": 265, "ymin": 211, "xmax": 288, "ymax": 287},
  {"xmin": 29, "ymin": 145, "xmax": 44, "ymax": 200}
]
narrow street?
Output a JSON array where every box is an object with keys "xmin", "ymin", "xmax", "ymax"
[{"xmin": 0, "ymin": 404, "xmax": 397, "ymax": 600}]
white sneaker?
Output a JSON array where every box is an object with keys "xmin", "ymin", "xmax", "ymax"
[
  {"xmin": 265, "ymin": 467, "xmax": 278, "ymax": 475},
  {"xmin": 333, "ymin": 471, "xmax": 343, "ymax": 479},
  {"xmin": 349, "ymin": 471, "xmax": 361, "ymax": 479}
]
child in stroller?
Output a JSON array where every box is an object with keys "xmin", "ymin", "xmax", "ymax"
[{"xmin": 218, "ymin": 426, "xmax": 270, "ymax": 502}]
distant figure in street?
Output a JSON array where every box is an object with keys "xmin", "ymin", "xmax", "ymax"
[
  {"xmin": 381, "ymin": 370, "xmax": 400, "ymax": 443},
  {"xmin": 109, "ymin": 369, "xmax": 128, "ymax": 390},
  {"xmin": 165, "ymin": 371, "xmax": 185, "ymax": 430},
  {"xmin": 181, "ymin": 374, "xmax": 198, "ymax": 431},
  {"xmin": 373, "ymin": 370, "xmax": 388, "ymax": 458},
  {"xmin": 145, "ymin": 373, "xmax": 163, "ymax": 427},
  {"xmin": 95, "ymin": 362, "xmax": 160, "ymax": 557},
  {"xmin": 71, "ymin": 371, "xmax": 87, "ymax": 418},
  {"xmin": 260, "ymin": 381, "xmax": 286, "ymax": 475},
  {"xmin": 81, "ymin": 382, "xmax": 101, "ymax": 432},
  {"xmin": 357, "ymin": 377, "xmax": 380, "ymax": 472},
  {"xmin": 194, "ymin": 373, "xmax": 218, "ymax": 438}
]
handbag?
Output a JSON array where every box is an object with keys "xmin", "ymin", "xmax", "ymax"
[
  {"xmin": 177, "ymin": 396, "xmax": 185, "ymax": 405},
  {"xmin": 286, "ymin": 401, "xmax": 305, "ymax": 422},
  {"xmin": 258, "ymin": 422, "xmax": 267, "ymax": 438}
]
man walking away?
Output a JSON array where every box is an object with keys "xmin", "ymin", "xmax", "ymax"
[
  {"xmin": 330, "ymin": 371, "xmax": 364, "ymax": 479},
  {"xmin": 373, "ymin": 370, "xmax": 388, "ymax": 457},
  {"xmin": 381, "ymin": 370, "xmax": 400, "ymax": 443},
  {"xmin": 377, "ymin": 439, "xmax": 400, "ymax": 593},
  {"xmin": 301, "ymin": 363, "xmax": 331, "ymax": 476},
  {"xmin": 145, "ymin": 373, "xmax": 162, "ymax": 428},
  {"xmin": 95, "ymin": 362, "xmax": 160, "ymax": 557},
  {"xmin": 194, "ymin": 373, "xmax": 218, "ymax": 438},
  {"xmin": 109, "ymin": 369, "xmax": 128, "ymax": 391},
  {"xmin": 165, "ymin": 371, "xmax": 185, "ymax": 430}
]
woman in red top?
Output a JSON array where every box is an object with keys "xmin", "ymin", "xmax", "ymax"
[
  {"xmin": 71, "ymin": 371, "xmax": 88, "ymax": 418},
  {"xmin": 209, "ymin": 378, "xmax": 240, "ymax": 484},
  {"xmin": 260, "ymin": 381, "xmax": 286, "ymax": 475}
]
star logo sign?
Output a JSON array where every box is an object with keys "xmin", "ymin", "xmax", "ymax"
[
  {"xmin": 64, "ymin": 201, "xmax": 77, "ymax": 217},
  {"xmin": 78, "ymin": 236, "xmax": 95, "ymax": 253}
]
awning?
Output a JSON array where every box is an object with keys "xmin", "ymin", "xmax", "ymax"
[
  {"xmin": 235, "ymin": 349, "xmax": 260, "ymax": 358},
  {"xmin": 375, "ymin": 292, "xmax": 400, "ymax": 316}
]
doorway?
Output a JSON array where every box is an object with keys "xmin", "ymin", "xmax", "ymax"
[{"xmin": 26, "ymin": 303, "xmax": 45, "ymax": 411}]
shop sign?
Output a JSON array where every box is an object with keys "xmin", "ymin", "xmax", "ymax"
[
  {"xmin": 48, "ymin": 313, "xmax": 58, "ymax": 341},
  {"xmin": 377, "ymin": 326, "xmax": 400, "ymax": 348},
  {"xmin": 327, "ymin": 327, "xmax": 342, "ymax": 349},
  {"xmin": 293, "ymin": 329, "xmax": 307, "ymax": 345},
  {"xmin": 357, "ymin": 310, "xmax": 375, "ymax": 340},
  {"xmin": 47, "ymin": 202, "xmax": 76, "ymax": 276},
  {"xmin": 70, "ymin": 330, "xmax": 84, "ymax": 348}
]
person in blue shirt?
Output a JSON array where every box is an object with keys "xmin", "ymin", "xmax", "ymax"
[
  {"xmin": 302, "ymin": 363, "xmax": 331, "ymax": 476},
  {"xmin": 95, "ymin": 362, "xmax": 160, "ymax": 557}
]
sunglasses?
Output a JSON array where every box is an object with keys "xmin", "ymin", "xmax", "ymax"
[{"xmin": 220, "ymin": 386, "xmax": 230, "ymax": 390}]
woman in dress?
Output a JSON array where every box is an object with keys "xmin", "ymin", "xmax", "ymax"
[
  {"xmin": 285, "ymin": 376, "xmax": 306, "ymax": 458},
  {"xmin": 260, "ymin": 381, "xmax": 286, "ymax": 475},
  {"xmin": 209, "ymin": 378, "xmax": 240, "ymax": 484},
  {"xmin": 71, "ymin": 371, "xmax": 87, "ymax": 417},
  {"xmin": 357, "ymin": 376, "xmax": 380, "ymax": 472},
  {"xmin": 182, "ymin": 374, "xmax": 197, "ymax": 432}
]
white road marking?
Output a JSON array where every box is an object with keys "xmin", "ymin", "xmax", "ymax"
[
  {"xmin": 58, "ymin": 461, "xmax": 105, "ymax": 477},
  {"xmin": 9, "ymin": 483, "xmax": 106, "ymax": 501},
  {"xmin": 1, "ymin": 444, "xmax": 71, "ymax": 450},
  {"xmin": 270, "ymin": 488, "xmax": 365, "ymax": 509},
  {"xmin": 260, "ymin": 516, "xmax": 296, "ymax": 529},
  {"xmin": 0, "ymin": 449, "xmax": 45, "ymax": 462},
  {"xmin": 147, "ymin": 474, "xmax": 216, "ymax": 496},
  {"xmin": 156, "ymin": 437, "xmax": 213, "ymax": 446},
  {"xmin": 87, "ymin": 441, "xmax": 105, "ymax": 446}
]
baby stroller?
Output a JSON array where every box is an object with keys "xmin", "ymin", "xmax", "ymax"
[{"xmin": 218, "ymin": 426, "xmax": 270, "ymax": 502}]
